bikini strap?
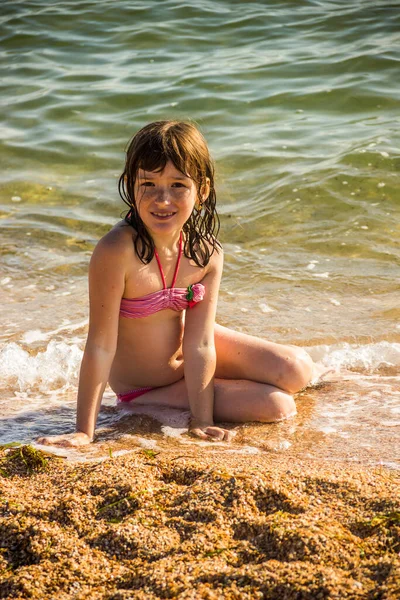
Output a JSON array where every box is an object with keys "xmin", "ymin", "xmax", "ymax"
[
  {"xmin": 171, "ymin": 232, "xmax": 183, "ymax": 288},
  {"xmin": 154, "ymin": 232, "xmax": 183, "ymax": 290}
]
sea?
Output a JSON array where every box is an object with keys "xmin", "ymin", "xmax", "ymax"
[{"xmin": 1, "ymin": 0, "xmax": 399, "ymax": 467}]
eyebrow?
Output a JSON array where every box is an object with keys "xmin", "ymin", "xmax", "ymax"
[{"xmin": 137, "ymin": 173, "xmax": 190, "ymax": 180}]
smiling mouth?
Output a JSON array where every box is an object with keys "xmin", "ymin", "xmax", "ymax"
[{"xmin": 151, "ymin": 212, "xmax": 176, "ymax": 218}]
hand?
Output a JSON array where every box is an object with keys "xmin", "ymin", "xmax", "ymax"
[
  {"xmin": 189, "ymin": 420, "xmax": 236, "ymax": 442},
  {"xmin": 36, "ymin": 431, "xmax": 92, "ymax": 448}
]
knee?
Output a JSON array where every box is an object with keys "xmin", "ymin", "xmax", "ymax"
[
  {"xmin": 278, "ymin": 348, "xmax": 314, "ymax": 394},
  {"xmin": 260, "ymin": 390, "xmax": 297, "ymax": 423}
]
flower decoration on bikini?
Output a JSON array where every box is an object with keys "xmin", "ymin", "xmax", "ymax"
[
  {"xmin": 186, "ymin": 284, "xmax": 197, "ymax": 309},
  {"xmin": 186, "ymin": 284, "xmax": 194, "ymax": 301}
]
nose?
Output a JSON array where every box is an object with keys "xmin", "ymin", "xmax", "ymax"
[{"xmin": 155, "ymin": 188, "xmax": 172, "ymax": 203}]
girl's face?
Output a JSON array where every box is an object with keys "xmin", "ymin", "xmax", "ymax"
[{"xmin": 134, "ymin": 160, "xmax": 209, "ymax": 236}]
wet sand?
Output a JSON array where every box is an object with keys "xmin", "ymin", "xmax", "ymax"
[{"xmin": 0, "ymin": 445, "xmax": 399, "ymax": 600}]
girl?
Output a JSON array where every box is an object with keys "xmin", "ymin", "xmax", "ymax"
[{"xmin": 39, "ymin": 120, "xmax": 315, "ymax": 447}]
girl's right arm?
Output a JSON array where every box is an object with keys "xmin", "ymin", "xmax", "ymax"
[{"xmin": 38, "ymin": 232, "xmax": 127, "ymax": 447}]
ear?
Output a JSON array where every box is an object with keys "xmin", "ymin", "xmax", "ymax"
[
  {"xmin": 200, "ymin": 177, "xmax": 211, "ymax": 201},
  {"xmin": 194, "ymin": 178, "xmax": 210, "ymax": 210},
  {"xmin": 195, "ymin": 177, "xmax": 210, "ymax": 210}
]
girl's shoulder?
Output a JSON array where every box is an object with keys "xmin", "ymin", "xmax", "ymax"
[
  {"xmin": 91, "ymin": 220, "xmax": 137, "ymax": 265},
  {"xmin": 200, "ymin": 239, "xmax": 224, "ymax": 276}
]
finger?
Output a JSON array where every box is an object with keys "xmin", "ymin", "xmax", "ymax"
[
  {"xmin": 37, "ymin": 437, "xmax": 54, "ymax": 446},
  {"xmin": 206, "ymin": 428, "xmax": 236, "ymax": 442},
  {"xmin": 38, "ymin": 437, "xmax": 72, "ymax": 448},
  {"xmin": 204, "ymin": 427, "xmax": 225, "ymax": 441},
  {"xmin": 189, "ymin": 428, "xmax": 210, "ymax": 440},
  {"xmin": 57, "ymin": 440, "xmax": 74, "ymax": 448}
]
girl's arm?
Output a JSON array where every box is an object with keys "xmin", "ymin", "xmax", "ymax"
[
  {"xmin": 183, "ymin": 249, "xmax": 233, "ymax": 442},
  {"xmin": 38, "ymin": 233, "xmax": 126, "ymax": 447}
]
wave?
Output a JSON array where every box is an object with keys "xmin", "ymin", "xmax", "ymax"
[
  {"xmin": 0, "ymin": 341, "xmax": 82, "ymax": 393},
  {"xmin": 309, "ymin": 341, "xmax": 400, "ymax": 371},
  {"xmin": 0, "ymin": 339, "xmax": 398, "ymax": 394}
]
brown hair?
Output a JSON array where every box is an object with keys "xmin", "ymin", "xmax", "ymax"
[{"xmin": 118, "ymin": 120, "xmax": 220, "ymax": 267}]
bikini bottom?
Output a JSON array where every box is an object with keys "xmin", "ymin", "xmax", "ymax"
[{"xmin": 117, "ymin": 386, "xmax": 154, "ymax": 403}]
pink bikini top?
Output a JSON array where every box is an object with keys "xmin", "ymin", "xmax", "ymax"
[{"xmin": 120, "ymin": 233, "xmax": 205, "ymax": 319}]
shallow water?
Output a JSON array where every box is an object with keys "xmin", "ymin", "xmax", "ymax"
[{"xmin": 1, "ymin": 0, "xmax": 399, "ymax": 465}]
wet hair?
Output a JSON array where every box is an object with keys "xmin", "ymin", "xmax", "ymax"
[{"xmin": 118, "ymin": 120, "xmax": 220, "ymax": 267}]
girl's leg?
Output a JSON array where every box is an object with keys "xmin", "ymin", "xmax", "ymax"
[
  {"xmin": 120, "ymin": 325, "xmax": 312, "ymax": 423},
  {"xmin": 121, "ymin": 377, "xmax": 296, "ymax": 423},
  {"xmin": 214, "ymin": 379, "xmax": 296, "ymax": 423},
  {"xmin": 214, "ymin": 323, "xmax": 314, "ymax": 394}
]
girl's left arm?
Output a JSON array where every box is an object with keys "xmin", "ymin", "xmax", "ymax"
[{"xmin": 183, "ymin": 248, "xmax": 232, "ymax": 441}]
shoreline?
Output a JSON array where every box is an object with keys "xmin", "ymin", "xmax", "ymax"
[{"xmin": 1, "ymin": 446, "xmax": 399, "ymax": 599}]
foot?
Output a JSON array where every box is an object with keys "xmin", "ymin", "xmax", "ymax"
[
  {"xmin": 189, "ymin": 421, "xmax": 237, "ymax": 442},
  {"xmin": 37, "ymin": 432, "xmax": 92, "ymax": 447}
]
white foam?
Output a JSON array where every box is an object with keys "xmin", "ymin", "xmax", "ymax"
[
  {"xmin": 135, "ymin": 437, "xmax": 159, "ymax": 449},
  {"xmin": 276, "ymin": 440, "xmax": 292, "ymax": 450},
  {"xmin": 312, "ymin": 272, "xmax": 330, "ymax": 278},
  {"xmin": 0, "ymin": 341, "xmax": 82, "ymax": 392},
  {"xmin": 161, "ymin": 426, "xmax": 188, "ymax": 438},
  {"xmin": 32, "ymin": 444, "xmax": 70, "ymax": 458},
  {"xmin": 1, "ymin": 336, "xmax": 399, "ymax": 398},
  {"xmin": 379, "ymin": 461, "xmax": 400, "ymax": 470},
  {"xmin": 259, "ymin": 303, "xmax": 274, "ymax": 313},
  {"xmin": 224, "ymin": 445, "xmax": 261, "ymax": 455},
  {"xmin": 319, "ymin": 426, "xmax": 337, "ymax": 434},
  {"xmin": 21, "ymin": 330, "xmax": 49, "ymax": 344},
  {"xmin": 308, "ymin": 341, "xmax": 400, "ymax": 370},
  {"xmin": 110, "ymin": 449, "xmax": 137, "ymax": 457},
  {"xmin": 329, "ymin": 298, "xmax": 341, "ymax": 306}
]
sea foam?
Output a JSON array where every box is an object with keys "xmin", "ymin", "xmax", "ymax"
[
  {"xmin": 1, "ymin": 340, "xmax": 399, "ymax": 394},
  {"xmin": 0, "ymin": 341, "xmax": 82, "ymax": 393},
  {"xmin": 308, "ymin": 341, "xmax": 400, "ymax": 371}
]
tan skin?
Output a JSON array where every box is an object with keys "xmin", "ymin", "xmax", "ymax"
[{"xmin": 38, "ymin": 161, "xmax": 316, "ymax": 448}]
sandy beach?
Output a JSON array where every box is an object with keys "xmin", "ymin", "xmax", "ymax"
[{"xmin": 0, "ymin": 445, "xmax": 399, "ymax": 599}]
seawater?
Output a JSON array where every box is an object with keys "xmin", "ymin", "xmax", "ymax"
[{"xmin": 0, "ymin": 0, "xmax": 399, "ymax": 466}]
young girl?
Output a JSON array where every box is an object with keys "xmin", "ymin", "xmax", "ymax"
[{"xmin": 39, "ymin": 120, "xmax": 315, "ymax": 447}]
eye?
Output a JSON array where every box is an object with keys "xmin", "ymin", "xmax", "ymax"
[
  {"xmin": 141, "ymin": 181, "xmax": 155, "ymax": 187},
  {"xmin": 172, "ymin": 182, "xmax": 186, "ymax": 188}
]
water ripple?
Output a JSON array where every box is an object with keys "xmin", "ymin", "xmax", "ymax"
[{"xmin": 0, "ymin": 0, "xmax": 399, "ymax": 344}]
